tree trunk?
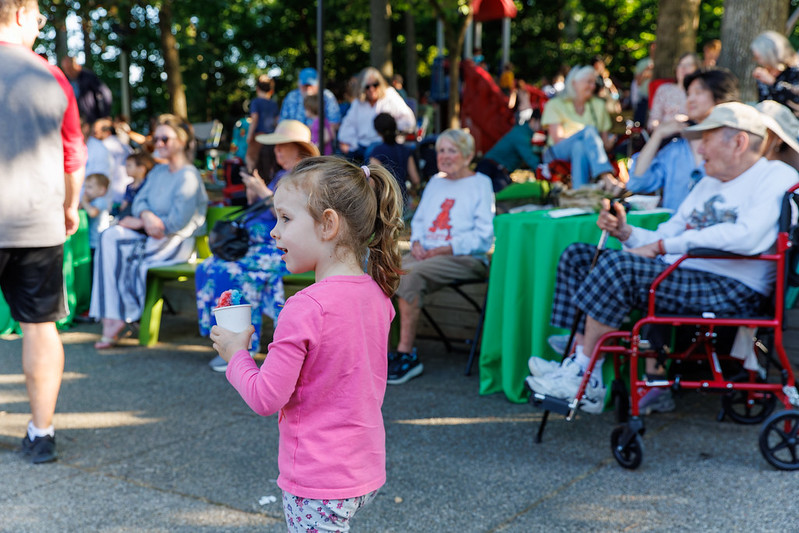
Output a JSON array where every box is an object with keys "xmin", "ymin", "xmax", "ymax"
[
  {"xmin": 426, "ymin": 0, "xmax": 474, "ymax": 130},
  {"xmin": 81, "ymin": 16, "xmax": 93, "ymax": 69},
  {"xmin": 48, "ymin": 1, "xmax": 69, "ymax": 63},
  {"xmin": 653, "ymin": 0, "xmax": 701, "ymax": 79},
  {"xmin": 445, "ymin": 12, "xmax": 472, "ymax": 130},
  {"xmin": 405, "ymin": 10, "xmax": 419, "ymax": 100},
  {"xmin": 370, "ymin": 0, "xmax": 393, "ymax": 78},
  {"xmin": 719, "ymin": 0, "xmax": 789, "ymax": 102},
  {"xmin": 299, "ymin": 8, "xmax": 313, "ymax": 63},
  {"xmin": 158, "ymin": 0, "xmax": 188, "ymax": 118}
]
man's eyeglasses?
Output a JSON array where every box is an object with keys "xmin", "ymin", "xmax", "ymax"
[
  {"xmin": 36, "ymin": 13, "xmax": 47, "ymax": 30},
  {"xmin": 364, "ymin": 82, "xmax": 380, "ymax": 90},
  {"xmin": 154, "ymin": 136, "xmax": 174, "ymax": 144}
]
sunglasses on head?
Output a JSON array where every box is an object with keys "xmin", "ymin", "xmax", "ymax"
[{"xmin": 364, "ymin": 82, "xmax": 380, "ymax": 90}]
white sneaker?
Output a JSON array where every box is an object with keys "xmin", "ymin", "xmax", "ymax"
[
  {"xmin": 528, "ymin": 353, "xmax": 575, "ymax": 377},
  {"xmin": 578, "ymin": 376, "xmax": 607, "ymax": 415},
  {"xmin": 526, "ymin": 358, "xmax": 582, "ymax": 398},
  {"xmin": 527, "ymin": 360, "xmax": 606, "ymax": 414}
]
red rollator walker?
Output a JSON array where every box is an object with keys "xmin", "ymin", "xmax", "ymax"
[{"xmin": 528, "ymin": 185, "xmax": 799, "ymax": 470}]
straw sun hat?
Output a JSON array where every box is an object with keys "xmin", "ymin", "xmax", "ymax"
[{"xmin": 255, "ymin": 119, "xmax": 320, "ymax": 156}]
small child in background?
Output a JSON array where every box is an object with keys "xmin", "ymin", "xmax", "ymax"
[
  {"xmin": 80, "ymin": 173, "xmax": 112, "ymax": 257},
  {"xmin": 116, "ymin": 151, "xmax": 155, "ymax": 218},
  {"xmin": 303, "ymin": 94, "xmax": 334, "ymax": 155},
  {"xmin": 369, "ymin": 112, "xmax": 421, "ymax": 212},
  {"xmin": 210, "ymin": 157, "xmax": 404, "ymax": 532}
]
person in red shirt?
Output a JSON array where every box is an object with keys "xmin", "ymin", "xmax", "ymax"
[{"xmin": 0, "ymin": 0, "xmax": 87, "ymax": 464}]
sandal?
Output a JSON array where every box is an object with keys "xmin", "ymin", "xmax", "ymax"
[
  {"xmin": 94, "ymin": 321, "xmax": 132, "ymax": 350},
  {"xmin": 94, "ymin": 336, "xmax": 119, "ymax": 350}
]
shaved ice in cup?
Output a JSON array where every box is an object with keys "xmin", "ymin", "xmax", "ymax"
[{"xmin": 212, "ymin": 289, "xmax": 252, "ymax": 333}]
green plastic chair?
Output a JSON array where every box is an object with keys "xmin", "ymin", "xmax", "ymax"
[
  {"xmin": 138, "ymin": 206, "xmax": 237, "ymax": 346},
  {"xmin": 71, "ymin": 210, "xmax": 93, "ymax": 315}
]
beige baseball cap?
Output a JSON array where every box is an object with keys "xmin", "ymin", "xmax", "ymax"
[
  {"xmin": 756, "ymin": 100, "xmax": 799, "ymax": 155},
  {"xmin": 255, "ymin": 119, "xmax": 320, "ymax": 156},
  {"xmin": 683, "ymin": 102, "xmax": 767, "ymax": 139}
]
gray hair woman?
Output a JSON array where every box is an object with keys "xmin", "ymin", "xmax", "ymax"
[
  {"xmin": 540, "ymin": 65, "xmax": 618, "ymax": 189},
  {"xmin": 751, "ymin": 31, "xmax": 799, "ymax": 115},
  {"xmin": 388, "ymin": 128, "xmax": 495, "ymax": 385}
]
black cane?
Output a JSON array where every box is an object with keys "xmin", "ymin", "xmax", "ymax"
[
  {"xmin": 536, "ymin": 199, "xmax": 623, "ymax": 444},
  {"xmin": 560, "ymin": 199, "xmax": 620, "ymax": 360}
]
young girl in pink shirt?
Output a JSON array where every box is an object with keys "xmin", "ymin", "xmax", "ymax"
[{"xmin": 211, "ymin": 156, "xmax": 403, "ymax": 532}]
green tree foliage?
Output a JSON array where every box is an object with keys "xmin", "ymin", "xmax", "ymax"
[
  {"xmin": 37, "ymin": 0, "xmax": 734, "ymax": 136},
  {"xmin": 503, "ymin": 0, "xmax": 658, "ymax": 85}
]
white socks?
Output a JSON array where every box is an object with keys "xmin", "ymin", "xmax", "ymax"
[
  {"xmin": 28, "ymin": 421, "xmax": 54, "ymax": 440},
  {"xmin": 573, "ymin": 345, "xmax": 603, "ymax": 372}
]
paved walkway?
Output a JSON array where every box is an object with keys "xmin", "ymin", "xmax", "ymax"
[{"xmin": 1, "ymin": 312, "xmax": 798, "ymax": 532}]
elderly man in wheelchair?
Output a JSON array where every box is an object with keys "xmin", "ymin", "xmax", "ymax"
[{"xmin": 526, "ymin": 102, "xmax": 798, "ymax": 423}]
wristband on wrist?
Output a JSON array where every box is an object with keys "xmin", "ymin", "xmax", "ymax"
[{"xmin": 657, "ymin": 239, "xmax": 666, "ymax": 255}]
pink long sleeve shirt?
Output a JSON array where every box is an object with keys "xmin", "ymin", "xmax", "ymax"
[{"xmin": 226, "ymin": 274, "xmax": 394, "ymax": 500}]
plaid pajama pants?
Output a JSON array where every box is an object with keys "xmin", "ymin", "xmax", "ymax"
[{"xmin": 551, "ymin": 242, "xmax": 765, "ymax": 331}]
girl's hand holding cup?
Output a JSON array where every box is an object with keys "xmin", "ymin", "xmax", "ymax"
[
  {"xmin": 210, "ymin": 324, "xmax": 255, "ymax": 363},
  {"xmin": 210, "ymin": 289, "xmax": 254, "ymax": 362}
]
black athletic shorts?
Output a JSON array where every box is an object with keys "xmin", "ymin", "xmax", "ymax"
[{"xmin": 0, "ymin": 245, "xmax": 67, "ymax": 324}]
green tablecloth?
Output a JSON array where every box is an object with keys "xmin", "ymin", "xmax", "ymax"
[
  {"xmin": 0, "ymin": 211, "xmax": 91, "ymax": 335},
  {"xmin": 494, "ymin": 181, "xmax": 548, "ymax": 202},
  {"xmin": 478, "ymin": 208, "xmax": 671, "ymax": 403}
]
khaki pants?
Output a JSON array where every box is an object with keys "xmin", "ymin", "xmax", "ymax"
[{"xmin": 396, "ymin": 253, "xmax": 487, "ymax": 307}]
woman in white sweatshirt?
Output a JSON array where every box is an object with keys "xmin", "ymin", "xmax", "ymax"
[{"xmin": 388, "ymin": 128, "xmax": 495, "ymax": 385}]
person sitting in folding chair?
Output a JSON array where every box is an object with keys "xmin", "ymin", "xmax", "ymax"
[
  {"xmin": 526, "ymin": 102, "xmax": 799, "ymax": 414},
  {"xmin": 388, "ymin": 129, "xmax": 495, "ymax": 385}
]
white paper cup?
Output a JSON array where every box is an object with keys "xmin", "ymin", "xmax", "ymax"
[{"xmin": 212, "ymin": 304, "xmax": 252, "ymax": 333}]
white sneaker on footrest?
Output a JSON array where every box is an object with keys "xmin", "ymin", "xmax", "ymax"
[
  {"xmin": 527, "ymin": 360, "xmax": 605, "ymax": 414},
  {"xmin": 528, "ymin": 353, "xmax": 575, "ymax": 377}
]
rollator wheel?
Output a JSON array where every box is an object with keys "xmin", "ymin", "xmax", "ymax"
[
  {"xmin": 610, "ymin": 426, "xmax": 644, "ymax": 470},
  {"xmin": 721, "ymin": 390, "xmax": 777, "ymax": 425},
  {"xmin": 759, "ymin": 410, "xmax": 799, "ymax": 471}
]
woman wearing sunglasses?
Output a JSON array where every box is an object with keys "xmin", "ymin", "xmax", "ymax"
[
  {"xmin": 337, "ymin": 67, "xmax": 416, "ymax": 162},
  {"xmin": 90, "ymin": 114, "xmax": 208, "ymax": 348}
]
